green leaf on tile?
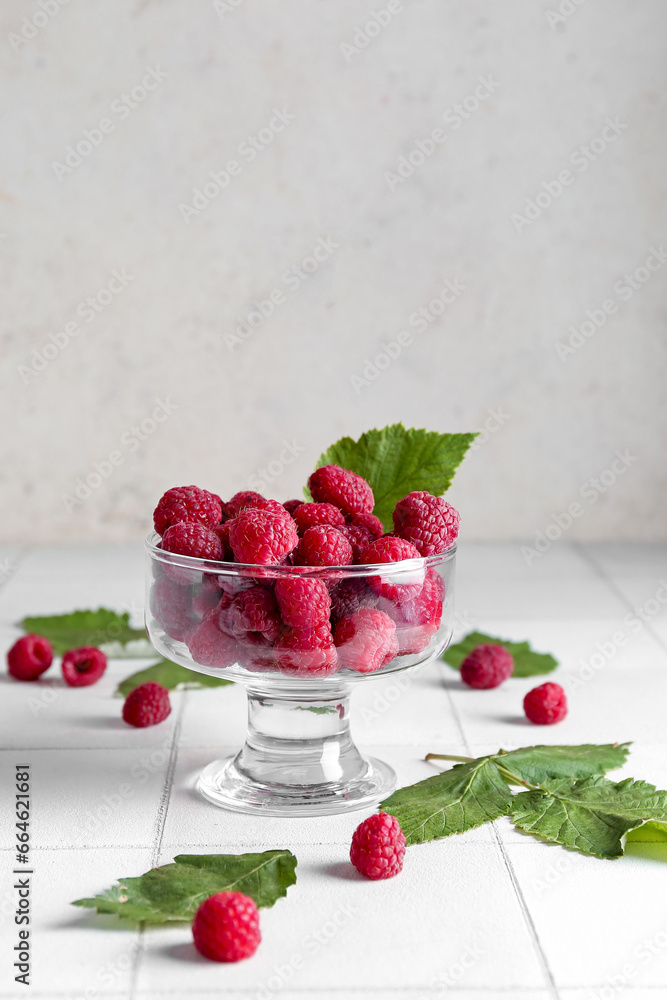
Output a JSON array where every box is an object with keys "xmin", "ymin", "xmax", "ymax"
[
  {"xmin": 20, "ymin": 608, "xmax": 148, "ymax": 656},
  {"xmin": 72, "ymin": 850, "xmax": 297, "ymax": 923},
  {"xmin": 115, "ymin": 658, "xmax": 233, "ymax": 697},
  {"xmin": 443, "ymin": 630, "xmax": 558, "ymax": 677},
  {"xmin": 496, "ymin": 743, "xmax": 630, "ymax": 785}
]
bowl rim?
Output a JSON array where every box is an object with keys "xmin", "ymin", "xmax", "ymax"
[{"xmin": 144, "ymin": 531, "xmax": 456, "ymax": 576}]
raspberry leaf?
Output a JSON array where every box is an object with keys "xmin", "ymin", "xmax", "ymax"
[
  {"xmin": 444, "ymin": 630, "xmax": 558, "ymax": 677},
  {"xmin": 20, "ymin": 608, "xmax": 148, "ymax": 656},
  {"xmin": 313, "ymin": 424, "xmax": 477, "ymax": 529},
  {"xmin": 380, "ymin": 757, "xmax": 514, "ymax": 845},
  {"xmin": 511, "ymin": 777, "xmax": 667, "ymax": 859},
  {"xmin": 72, "ymin": 850, "xmax": 297, "ymax": 922},
  {"xmin": 116, "ymin": 659, "xmax": 233, "ymax": 697},
  {"xmin": 625, "ymin": 820, "xmax": 667, "ymax": 843},
  {"xmin": 497, "ymin": 743, "xmax": 630, "ymax": 784}
]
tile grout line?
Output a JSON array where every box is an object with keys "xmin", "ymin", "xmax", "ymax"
[
  {"xmin": 573, "ymin": 541, "xmax": 667, "ymax": 655},
  {"xmin": 443, "ymin": 684, "xmax": 561, "ymax": 1000},
  {"xmin": 126, "ymin": 691, "xmax": 188, "ymax": 1000}
]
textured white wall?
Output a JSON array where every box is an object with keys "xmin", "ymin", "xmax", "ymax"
[{"xmin": 1, "ymin": 0, "xmax": 666, "ymax": 544}]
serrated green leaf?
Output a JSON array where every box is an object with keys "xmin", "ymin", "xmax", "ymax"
[
  {"xmin": 443, "ymin": 631, "xmax": 558, "ymax": 677},
  {"xmin": 626, "ymin": 821, "xmax": 667, "ymax": 843},
  {"xmin": 381, "ymin": 757, "xmax": 513, "ymax": 845},
  {"xmin": 498, "ymin": 743, "xmax": 630, "ymax": 785},
  {"xmin": 72, "ymin": 850, "xmax": 297, "ymax": 922},
  {"xmin": 312, "ymin": 424, "xmax": 477, "ymax": 529},
  {"xmin": 511, "ymin": 776, "xmax": 667, "ymax": 859},
  {"xmin": 116, "ymin": 659, "xmax": 233, "ymax": 698},
  {"xmin": 20, "ymin": 608, "xmax": 147, "ymax": 656}
]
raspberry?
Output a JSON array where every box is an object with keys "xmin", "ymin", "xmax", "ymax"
[
  {"xmin": 460, "ymin": 644, "xmax": 513, "ymax": 689},
  {"xmin": 275, "ymin": 623, "xmax": 338, "ymax": 676},
  {"xmin": 308, "ymin": 464, "xmax": 374, "ymax": 516},
  {"xmin": 150, "ymin": 575, "xmax": 193, "ymax": 640},
  {"xmin": 61, "ymin": 646, "xmax": 107, "ymax": 687},
  {"xmin": 293, "ymin": 502, "xmax": 345, "ymax": 536},
  {"xmin": 274, "ymin": 577, "xmax": 331, "ymax": 629},
  {"xmin": 162, "ymin": 522, "xmax": 223, "ymax": 562},
  {"xmin": 293, "ymin": 525, "xmax": 354, "ymax": 567},
  {"xmin": 283, "ymin": 499, "xmax": 304, "ymax": 515},
  {"xmin": 226, "ymin": 587, "xmax": 281, "ymax": 645},
  {"xmin": 329, "ymin": 578, "xmax": 378, "ymax": 625},
  {"xmin": 192, "ymin": 892, "xmax": 260, "ymax": 963},
  {"xmin": 361, "ymin": 535, "xmax": 422, "ymax": 566},
  {"xmin": 393, "ymin": 491, "xmax": 460, "ymax": 556},
  {"xmin": 252, "ymin": 498, "xmax": 295, "ymax": 519},
  {"xmin": 337, "ymin": 524, "xmax": 373, "ymax": 563},
  {"xmin": 191, "ymin": 578, "xmax": 223, "ymax": 620},
  {"xmin": 361, "ymin": 536, "xmax": 423, "ymax": 603},
  {"xmin": 228, "ymin": 508, "xmax": 299, "ymax": 565},
  {"xmin": 212, "ymin": 521, "xmax": 233, "ymax": 560},
  {"xmin": 380, "ymin": 568, "xmax": 444, "ymax": 654},
  {"xmin": 223, "ymin": 491, "xmax": 266, "ymax": 520},
  {"xmin": 346, "ymin": 512, "xmax": 384, "ymax": 539},
  {"xmin": 122, "ymin": 681, "xmax": 171, "ymax": 727},
  {"xmin": 153, "ymin": 486, "xmax": 222, "ymax": 536},
  {"xmin": 333, "ymin": 608, "xmax": 397, "ymax": 673},
  {"xmin": 7, "ymin": 635, "xmax": 53, "ymax": 681},
  {"xmin": 187, "ymin": 619, "xmax": 239, "ymax": 669},
  {"xmin": 350, "ymin": 812, "xmax": 406, "ymax": 880},
  {"xmin": 524, "ymin": 682, "xmax": 568, "ymax": 724}
]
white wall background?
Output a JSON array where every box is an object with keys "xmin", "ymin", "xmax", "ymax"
[{"xmin": 1, "ymin": 0, "xmax": 666, "ymax": 544}]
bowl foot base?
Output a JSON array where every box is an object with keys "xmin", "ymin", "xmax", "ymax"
[{"xmin": 197, "ymin": 754, "xmax": 396, "ymax": 817}]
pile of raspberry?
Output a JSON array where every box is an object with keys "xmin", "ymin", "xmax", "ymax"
[{"xmin": 150, "ymin": 467, "xmax": 460, "ymax": 677}]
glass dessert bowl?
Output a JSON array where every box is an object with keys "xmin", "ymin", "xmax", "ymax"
[{"xmin": 145, "ymin": 533, "xmax": 456, "ymax": 816}]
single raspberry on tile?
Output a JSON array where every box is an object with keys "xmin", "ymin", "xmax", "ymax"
[
  {"xmin": 61, "ymin": 646, "xmax": 107, "ymax": 687},
  {"xmin": 227, "ymin": 587, "xmax": 282, "ymax": 645},
  {"xmin": 228, "ymin": 508, "xmax": 299, "ymax": 565},
  {"xmin": 308, "ymin": 464, "xmax": 374, "ymax": 516},
  {"xmin": 283, "ymin": 499, "xmax": 304, "ymax": 515},
  {"xmin": 333, "ymin": 608, "xmax": 397, "ymax": 673},
  {"xmin": 162, "ymin": 522, "xmax": 223, "ymax": 561},
  {"xmin": 293, "ymin": 502, "xmax": 346, "ymax": 536},
  {"xmin": 222, "ymin": 491, "xmax": 266, "ymax": 520},
  {"xmin": 275, "ymin": 623, "xmax": 338, "ymax": 676},
  {"xmin": 393, "ymin": 491, "xmax": 460, "ymax": 556},
  {"xmin": 329, "ymin": 578, "xmax": 378, "ymax": 625},
  {"xmin": 150, "ymin": 575, "xmax": 194, "ymax": 640},
  {"xmin": 350, "ymin": 812, "xmax": 406, "ymax": 880},
  {"xmin": 153, "ymin": 486, "xmax": 222, "ymax": 536},
  {"xmin": 524, "ymin": 682, "xmax": 568, "ymax": 724},
  {"xmin": 346, "ymin": 511, "xmax": 384, "ymax": 539},
  {"xmin": 122, "ymin": 681, "xmax": 171, "ymax": 727},
  {"xmin": 460, "ymin": 644, "xmax": 514, "ymax": 689},
  {"xmin": 274, "ymin": 577, "xmax": 331, "ymax": 629},
  {"xmin": 192, "ymin": 892, "xmax": 261, "ymax": 963},
  {"xmin": 7, "ymin": 634, "xmax": 54, "ymax": 681},
  {"xmin": 361, "ymin": 535, "xmax": 423, "ymax": 602},
  {"xmin": 187, "ymin": 619, "xmax": 239, "ymax": 669},
  {"xmin": 293, "ymin": 525, "xmax": 354, "ymax": 567}
]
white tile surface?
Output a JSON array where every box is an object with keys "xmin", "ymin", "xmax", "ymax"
[{"xmin": 1, "ymin": 542, "xmax": 665, "ymax": 998}]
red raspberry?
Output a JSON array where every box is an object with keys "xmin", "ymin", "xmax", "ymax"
[
  {"xmin": 187, "ymin": 619, "xmax": 239, "ymax": 669},
  {"xmin": 393, "ymin": 491, "xmax": 460, "ymax": 556},
  {"xmin": 162, "ymin": 522, "xmax": 223, "ymax": 561},
  {"xmin": 61, "ymin": 646, "xmax": 107, "ymax": 687},
  {"xmin": 274, "ymin": 577, "xmax": 331, "ymax": 629},
  {"xmin": 251, "ymin": 498, "xmax": 295, "ymax": 519},
  {"xmin": 211, "ymin": 521, "xmax": 233, "ymax": 560},
  {"xmin": 333, "ymin": 608, "xmax": 397, "ymax": 673},
  {"xmin": 150, "ymin": 575, "xmax": 193, "ymax": 640},
  {"xmin": 293, "ymin": 502, "xmax": 346, "ymax": 536},
  {"xmin": 524, "ymin": 682, "xmax": 567, "ymax": 724},
  {"xmin": 283, "ymin": 499, "xmax": 304, "ymax": 515},
  {"xmin": 361, "ymin": 536, "xmax": 423, "ymax": 603},
  {"xmin": 293, "ymin": 525, "xmax": 354, "ymax": 567},
  {"xmin": 226, "ymin": 587, "xmax": 281, "ymax": 645},
  {"xmin": 191, "ymin": 577, "xmax": 223, "ymax": 621},
  {"xmin": 460, "ymin": 644, "xmax": 513, "ymax": 689},
  {"xmin": 192, "ymin": 891, "xmax": 260, "ymax": 963},
  {"xmin": 329, "ymin": 578, "xmax": 378, "ymax": 625},
  {"xmin": 337, "ymin": 524, "xmax": 374, "ymax": 563},
  {"xmin": 228, "ymin": 508, "xmax": 299, "ymax": 565},
  {"xmin": 346, "ymin": 512, "xmax": 384, "ymax": 539},
  {"xmin": 361, "ymin": 535, "xmax": 422, "ymax": 566},
  {"xmin": 275, "ymin": 623, "xmax": 338, "ymax": 676},
  {"xmin": 122, "ymin": 681, "xmax": 171, "ymax": 727},
  {"xmin": 383, "ymin": 568, "xmax": 444, "ymax": 654},
  {"xmin": 153, "ymin": 486, "xmax": 222, "ymax": 536},
  {"xmin": 350, "ymin": 812, "xmax": 406, "ymax": 880},
  {"xmin": 308, "ymin": 464, "xmax": 374, "ymax": 516},
  {"xmin": 7, "ymin": 634, "xmax": 53, "ymax": 681},
  {"xmin": 223, "ymin": 491, "xmax": 266, "ymax": 520}
]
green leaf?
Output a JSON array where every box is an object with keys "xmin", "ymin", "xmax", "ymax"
[
  {"xmin": 443, "ymin": 631, "xmax": 558, "ymax": 677},
  {"xmin": 381, "ymin": 757, "xmax": 513, "ymax": 845},
  {"xmin": 116, "ymin": 659, "xmax": 233, "ymax": 697},
  {"xmin": 72, "ymin": 850, "xmax": 297, "ymax": 922},
  {"xmin": 511, "ymin": 776, "xmax": 667, "ymax": 859},
  {"xmin": 312, "ymin": 424, "xmax": 477, "ymax": 529},
  {"xmin": 20, "ymin": 608, "xmax": 147, "ymax": 656},
  {"xmin": 626, "ymin": 821, "xmax": 667, "ymax": 843},
  {"xmin": 498, "ymin": 743, "xmax": 630, "ymax": 785}
]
